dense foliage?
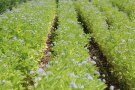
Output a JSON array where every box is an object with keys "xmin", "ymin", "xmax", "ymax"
[
  {"xmin": 35, "ymin": 0, "xmax": 106, "ymax": 89},
  {"xmin": 0, "ymin": 0, "xmax": 56, "ymax": 89},
  {"xmin": 0, "ymin": 0, "xmax": 28, "ymax": 13},
  {"xmin": 110, "ymin": 0, "xmax": 135, "ymax": 21},
  {"xmin": 75, "ymin": 0, "xmax": 135, "ymax": 89},
  {"xmin": 0, "ymin": 0, "xmax": 135, "ymax": 89}
]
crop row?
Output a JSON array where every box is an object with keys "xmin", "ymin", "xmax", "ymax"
[
  {"xmin": 0, "ymin": 0, "xmax": 56, "ymax": 89},
  {"xmin": 109, "ymin": 0, "xmax": 135, "ymax": 21},
  {"xmin": 75, "ymin": 0, "xmax": 135, "ymax": 89},
  {"xmin": 0, "ymin": 0, "xmax": 28, "ymax": 14},
  {"xmin": 91, "ymin": 0, "xmax": 135, "ymax": 88},
  {"xmin": 34, "ymin": 0, "xmax": 106, "ymax": 89}
]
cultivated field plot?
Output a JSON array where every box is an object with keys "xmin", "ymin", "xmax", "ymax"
[{"xmin": 0, "ymin": 0, "xmax": 135, "ymax": 90}]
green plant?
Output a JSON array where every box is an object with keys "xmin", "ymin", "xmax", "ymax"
[
  {"xmin": 35, "ymin": 0, "xmax": 106, "ymax": 89},
  {"xmin": 0, "ymin": 0, "xmax": 26, "ymax": 14},
  {"xmin": 75, "ymin": 0, "xmax": 135, "ymax": 89},
  {"xmin": 109, "ymin": 0, "xmax": 135, "ymax": 21},
  {"xmin": 0, "ymin": 0, "xmax": 56, "ymax": 89}
]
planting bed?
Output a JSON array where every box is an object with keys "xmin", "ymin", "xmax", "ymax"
[
  {"xmin": 0, "ymin": 0, "xmax": 135, "ymax": 89},
  {"xmin": 0, "ymin": 0, "xmax": 56, "ymax": 89},
  {"xmin": 75, "ymin": 0, "xmax": 135, "ymax": 89}
]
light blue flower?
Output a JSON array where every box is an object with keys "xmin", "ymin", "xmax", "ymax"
[
  {"xmin": 35, "ymin": 77, "xmax": 42, "ymax": 82},
  {"xmin": 80, "ymin": 85, "xmax": 84, "ymax": 88},
  {"xmin": 70, "ymin": 82, "xmax": 78, "ymax": 88},
  {"xmin": 30, "ymin": 71, "xmax": 35, "ymax": 74},
  {"xmin": 110, "ymin": 85, "xmax": 115, "ymax": 90},
  {"xmin": 37, "ymin": 68, "xmax": 44, "ymax": 74},
  {"xmin": 0, "ymin": 60, "xmax": 3, "ymax": 62}
]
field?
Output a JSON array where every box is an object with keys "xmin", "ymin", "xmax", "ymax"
[{"xmin": 0, "ymin": 0, "xmax": 135, "ymax": 90}]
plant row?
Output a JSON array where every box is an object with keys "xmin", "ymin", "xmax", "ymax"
[
  {"xmin": 34, "ymin": 0, "xmax": 106, "ymax": 89},
  {"xmin": 109, "ymin": 0, "xmax": 135, "ymax": 21},
  {"xmin": 75, "ymin": 0, "xmax": 135, "ymax": 89},
  {"xmin": 0, "ymin": 0, "xmax": 28, "ymax": 14},
  {"xmin": 0, "ymin": 0, "xmax": 56, "ymax": 89}
]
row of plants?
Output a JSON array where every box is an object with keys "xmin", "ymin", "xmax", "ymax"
[
  {"xmin": 0, "ymin": 0, "xmax": 28, "ymax": 14},
  {"xmin": 35, "ymin": 0, "xmax": 106, "ymax": 89},
  {"xmin": 0, "ymin": 0, "xmax": 56, "ymax": 89},
  {"xmin": 75, "ymin": 0, "xmax": 135, "ymax": 89},
  {"xmin": 109, "ymin": 0, "xmax": 135, "ymax": 21},
  {"xmin": 91, "ymin": 0, "xmax": 130, "ymax": 26}
]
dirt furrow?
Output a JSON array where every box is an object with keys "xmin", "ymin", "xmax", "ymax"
[{"xmin": 40, "ymin": 16, "xmax": 58, "ymax": 68}]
